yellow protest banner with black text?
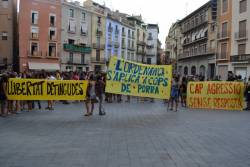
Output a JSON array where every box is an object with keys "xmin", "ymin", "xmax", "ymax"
[
  {"xmin": 7, "ymin": 79, "xmax": 88, "ymax": 100},
  {"xmin": 187, "ymin": 82, "xmax": 244, "ymax": 110},
  {"xmin": 105, "ymin": 56, "xmax": 172, "ymax": 99}
]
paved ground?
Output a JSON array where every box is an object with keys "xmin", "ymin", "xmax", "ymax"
[{"xmin": 0, "ymin": 99, "xmax": 250, "ymax": 167}]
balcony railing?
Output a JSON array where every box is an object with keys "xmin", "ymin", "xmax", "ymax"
[
  {"xmin": 28, "ymin": 51, "xmax": 42, "ymax": 58},
  {"xmin": 96, "ymin": 30, "xmax": 103, "ymax": 37},
  {"xmin": 178, "ymin": 50, "xmax": 211, "ymax": 60},
  {"xmin": 115, "ymin": 29, "xmax": 119, "ymax": 34},
  {"xmin": 136, "ymin": 50, "xmax": 146, "ymax": 55},
  {"xmin": 113, "ymin": 42, "xmax": 120, "ymax": 48},
  {"xmin": 137, "ymin": 40, "xmax": 146, "ymax": 46},
  {"xmin": 91, "ymin": 57, "xmax": 105, "ymax": 64},
  {"xmin": 31, "ymin": 33, "xmax": 39, "ymax": 40},
  {"xmin": 108, "ymin": 27, "xmax": 113, "ymax": 33},
  {"xmin": 67, "ymin": 59, "xmax": 90, "ymax": 65},
  {"xmin": 230, "ymin": 54, "xmax": 250, "ymax": 62},
  {"xmin": 92, "ymin": 43, "xmax": 105, "ymax": 50},
  {"xmin": 49, "ymin": 35, "xmax": 57, "ymax": 41},
  {"xmin": 122, "ymin": 32, "xmax": 126, "ymax": 37},
  {"xmin": 63, "ymin": 44, "xmax": 92, "ymax": 54},
  {"xmin": 128, "ymin": 46, "xmax": 135, "ymax": 51},
  {"xmin": 235, "ymin": 31, "xmax": 248, "ymax": 41},
  {"xmin": 217, "ymin": 32, "xmax": 230, "ymax": 40}
]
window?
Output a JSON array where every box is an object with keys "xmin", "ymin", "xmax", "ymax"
[
  {"xmin": 69, "ymin": 53, "xmax": 73, "ymax": 63},
  {"xmin": 2, "ymin": 0, "xmax": 9, "ymax": 8},
  {"xmin": 97, "ymin": 17, "xmax": 101, "ymax": 24},
  {"xmin": 96, "ymin": 50, "xmax": 100, "ymax": 61},
  {"xmin": 81, "ymin": 54, "xmax": 85, "ymax": 64},
  {"xmin": 220, "ymin": 43, "xmax": 227, "ymax": 59},
  {"xmin": 82, "ymin": 12, "xmax": 86, "ymax": 21},
  {"xmin": 240, "ymin": 0, "xmax": 247, "ymax": 13},
  {"xmin": 148, "ymin": 33, "xmax": 153, "ymax": 40},
  {"xmin": 108, "ymin": 49, "xmax": 111, "ymax": 59},
  {"xmin": 68, "ymin": 20, "xmax": 76, "ymax": 33},
  {"xmin": 132, "ymin": 31, "xmax": 134, "ymax": 38},
  {"xmin": 69, "ymin": 9, "xmax": 74, "ymax": 18},
  {"xmin": 128, "ymin": 30, "xmax": 131, "ymax": 37},
  {"xmin": 239, "ymin": 20, "xmax": 247, "ymax": 38},
  {"xmin": 121, "ymin": 51, "xmax": 125, "ymax": 59},
  {"xmin": 50, "ymin": 15, "xmax": 55, "ymax": 26},
  {"xmin": 122, "ymin": 38, "xmax": 125, "ymax": 48},
  {"xmin": 132, "ymin": 41, "xmax": 134, "ymax": 49},
  {"xmin": 114, "ymin": 49, "xmax": 118, "ymax": 56},
  {"xmin": 2, "ymin": 31, "xmax": 7, "ymax": 40},
  {"xmin": 147, "ymin": 58, "xmax": 151, "ymax": 64},
  {"xmin": 68, "ymin": 39, "xmax": 74, "ymax": 44},
  {"xmin": 238, "ymin": 44, "xmax": 246, "ymax": 55},
  {"xmin": 49, "ymin": 28, "xmax": 56, "ymax": 41},
  {"xmin": 222, "ymin": 0, "xmax": 228, "ymax": 13},
  {"xmin": 48, "ymin": 43, "xmax": 56, "ymax": 57},
  {"xmin": 81, "ymin": 23, "xmax": 87, "ymax": 35},
  {"xmin": 31, "ymin": 27, "xmax": 39, "ymax": 39},
  {"xmin": 221, "ymin": 22, "xmax": 228, "ymax": 38},
  {"xmin": 31, "ymin": 11, "xmax": 38, "ymax": 25},
  {"xmin": 31, "ymin": 42, "xmax": 38, "ymax": 56}
]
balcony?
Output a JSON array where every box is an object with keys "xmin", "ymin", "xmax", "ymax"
[
  {"xmin": 235, "ymin": 31, "xmax": 248, "ymax": 41},
  {"xmin": 217, "ymin": 32, "xmax": 230, "ymax": 41},
  {"xmin": 147, "ymin": 37, "xmax": 153, "ymax": 41},
  {"xmin": 178, "ymin": 50, "xmax": 212, "ymax": 60},
  {"xmin": 128, "ymin": 46, "xmax": 135, "ymax": 51},
  {"xmin": 230, "ymin": 54, "xmax": 250, "ymax": 63},
  {"xmin": 91, "ymin": 57, "xmax": 105, "ymax": 64},
  {"xmin": 49, "ymin": 35, "xmax": 57, "ymax": 41},
  {"xmin": 122, "ymin": 43, "xmax": 126, "ymax": 49},
  {"xmin": 63, "ymin": 44, "xmax": 91, "ymax": 54},
  {"xmin": 96, "ymin": 30, "xmax": 103, "ymax": 37},
  {"xmin": 92, "ymin": 43, "xmax": 105, "ymax": 50},
  {"xmin": 28, "ymin": 51, "xmax": 42, "ymax": 58},
  {"xmin": 113, "ymin": 42, "xmax": 120, "ymax": 48},
  {"xmin": 108, "ymin": 27, "xmax": 113, "ymax": 33},
  {"xmin": 136, "ymin": 49, "xmax": 146, "ymax": 55},
  {"xmin": 31, "ymin": 33, "xmax": 39, "ymax": 40},
  {"xmin": 115, "ymin": 29, "xmax": 119, "ymax": 35},
  {"xmin": 67, "ymin": 59, "xmax": 90, "ymax": 65},
  {"xmin": 122, "ymin": 32, "xmax": 126, "ymax": 37},
  {"xmin": 137, "ymin": 40, "xmax": 146, "ymax": 46}
]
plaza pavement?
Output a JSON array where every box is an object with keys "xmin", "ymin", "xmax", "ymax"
[{"xmin": 0, "ymin": 99, "xmax": 250, "ymax": 167}]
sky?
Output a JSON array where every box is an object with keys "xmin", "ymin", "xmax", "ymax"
[{"xmin": 77, "ymin": 0, "xmax": 209, "ymax": 48}]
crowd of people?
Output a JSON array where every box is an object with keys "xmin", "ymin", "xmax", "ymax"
[
  {"xmin": 0, "ymin": 70, "xmax": 109, "ymax": 118},
  {"xmin": 1, "ymin": 70, "xmax": 250, "ymax": 118}
]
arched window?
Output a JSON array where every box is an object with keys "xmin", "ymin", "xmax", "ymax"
[
  {"xmin": 184, "ymin": 66, "xmax": 188, "ymax": 75},
  {"xmin": 191, "ymin": 66, "xmax": 196, "ymax": 75}
]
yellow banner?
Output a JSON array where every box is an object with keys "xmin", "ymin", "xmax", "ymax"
[
  {"xmin": 105, "ymin": 56, "xmax": 172, "ymax": 99},
  {"xmin": 7, "ymin": 78, "xmax": 88, "ymax": 100},
  {"xmin": 187, "ymin": 82, "xmax": 244, "ymax": 110}
]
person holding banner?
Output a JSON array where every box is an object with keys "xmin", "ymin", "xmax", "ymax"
[
  {"xmin": 0, "ymin": 74, "xmax": 8, "ymax": 117},
  {"xmin": 46, "ymin": 73, "xmax": 56, "ymax": 111}
]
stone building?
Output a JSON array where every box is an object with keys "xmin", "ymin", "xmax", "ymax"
[
  {"xmin": 178, "ymin": 1, "xmax": 217, "ymax": 79},
  {"xmin": 61, "ymin": 0, "xmax": 92, "ymax": 72},
  {"xmin": 0, "ymin": 0, "xmax": 17, "ymax": 71},
  {"xmin": 18, "ymin": 0, "xmax": 61, "ymax": 72}
]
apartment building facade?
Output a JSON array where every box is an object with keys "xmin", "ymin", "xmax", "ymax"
[
  {"xmin": 61, "ymin": 1, "xmax": 92, "ymax": 72},
  {"xmin": 19, "ymin": 0, "xmax": 61, "ymax": 72},
  {"xmin": 84, "ymin": 0, "xmax": 107, "ymax": 72},
  {"xmin": 230, "ymin": 0, "xmax": 250, "ymax": 79},
  {"xmin": 216, "ymin": 0, "xmax": 232, "ymax": 80},
  {"xmin": 127, "ymin": 16, "xmax": 146, "ymax": 63},
  {"xmin": 0, "ymin": 0, "xmax": 17, "ymax": 71},
  {"xmin": 146, "ymin": 24, "xmax": 159, "ymax": 65},
  {"xmin": 105, "ymin": 13, "xmax": 122, "ymax": 62},
  {"xmin": 178, "ymin": 2, "xmax": 216, "ymax": 79}
]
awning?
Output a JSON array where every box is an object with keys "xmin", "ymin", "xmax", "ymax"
[
  {"xmin": 201, "ymin": 27, "xmax": 208, "ymax": 38},
  {"xmin": 28, "ymin": 62, "xmax": 60, "ymax": 71},
  {"xmin": 197, "ymin": 28, "xmax": 204, "ymax": 39}
]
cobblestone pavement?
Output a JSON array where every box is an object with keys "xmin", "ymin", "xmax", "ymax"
[{"xmin": 0, "ymin": 99, "xmax": 250, "ymax": 167}]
